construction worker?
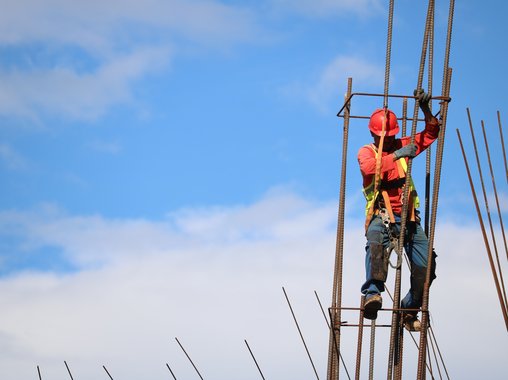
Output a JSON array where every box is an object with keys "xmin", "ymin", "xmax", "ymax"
[{"xmin": 357, "ymin": 90, "xmax": 439, "ymax": 330}]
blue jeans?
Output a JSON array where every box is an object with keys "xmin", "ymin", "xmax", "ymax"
[{"xmin": 361, "ymin": 213, "xmax": 436, "ymax": 309}]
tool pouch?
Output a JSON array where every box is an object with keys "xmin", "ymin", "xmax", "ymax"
[{"xmin": 370, "ymin": 242, "xmax": 389, "ymax": 281}]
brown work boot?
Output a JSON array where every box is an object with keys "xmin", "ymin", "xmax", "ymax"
[
  {"xmin": 364, "ymin": 294, "xmax": 382, "ymax": 320},
  {"xmin": 403, "ymin": 314, "xmax": 421, "ymax": 332}
]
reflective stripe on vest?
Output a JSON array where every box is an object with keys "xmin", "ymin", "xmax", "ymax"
[{"xmin": 362, "ymin": 144, "xmax": 420, "ymax": 216}]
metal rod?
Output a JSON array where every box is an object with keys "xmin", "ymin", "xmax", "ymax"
[
  {"xmin": 482, "ymin": 118, "xmax": 508, "ymax": 261},
  {"xmin": 64, "ymin": 361, "xmax": 74, "ymax": 380},
  {"xmin": 497, "ymin": 111, "xmax": 508, "ymax": 184},
  {"xmin": 175, "ymin": 337, "xmax": 204, "ymax": 380},
  {"xmin": 417, "ymin": 65, "xmax": 452, "ymax": 380},
  {"xmin": 355, "ymin": 297, "xmax": 366, "ymax": 380},
  {"xmin": 315, "ymin": 291, "xmax": 351, "ymax": 380},
  {"xmin": 456, "ymin": 128, "xmax": 508, "ymax": 330},
  {"xmin": 368, "ymin": 320, "xmax": 376, "ymax": 380},
  {"xmin": 245, "ymin": 340, "xmax": 266, "ymax": 380},
  {"xmin": 383, "ymin": 0, "xmax": 395, "ymax": 108},
  {"xmin": 428, "ymin": 326, "xmax": 451, "ymax": 379},
  {"xmin": 327, "ymin": 77, "xmax": 353, "ymax": 380},
  {"xmin": 337, "ymin": 93, "xmax": 450, "ymax": 117},
  {"xmin": 37, "ymin": 366, "xmax": 42, "ymax": 380},
  {"xmin": 283, "ymin": 287, "xmax": 320, "ymax": 380},
  {"xmin": 427, "ymin": 326, "xmax": 442, "ymax": 379},
  {"xmin": 103, "ymin": 365, "xmax": 114, "ymax": 380},
  {"xmin": 166, "ymin": 363, "xmax": 178, "ymax": 380},
  {"xmin": 389, "ymin": 1, "xmax": 436, "ymax": 377},
  {"xmin": 466, "ymin": 109, "xmax": 508, "ymax": 308},
  {"xmin": 480, "ymin": 120, "xmax": 508, "ymax": 302},
  {"xmin": 425, "ymin": 339, "xmax": 435, "ymax": 379}
]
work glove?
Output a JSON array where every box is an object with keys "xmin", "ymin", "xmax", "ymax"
[
  {"xmin": 414, "ymin": 88, "xmax": 431, "ymax": 107},
  {"xmin": 393, "ymin": 143, "xmax": 417, "ymax": 159}
]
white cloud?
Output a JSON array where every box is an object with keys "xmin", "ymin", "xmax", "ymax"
[
  {"xmin": 0, "ymin": 191, "xmax": 506, "ymax": 379},
  {"xmin": 285, "ymin": 55, "xmax": 383, "ymax": 114},
  {"xmin": 0, "ymin": 47, "xmax": 171, "ymax": 121},
  {"xmin": 0, "ymin": 143, "xmax": 28, "ymax": 170},
  {"xmin": 0, "ymin": 0, "xmax": 262, "ymax": 121}
]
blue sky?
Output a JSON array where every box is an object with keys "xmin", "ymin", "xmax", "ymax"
[{"xmin": 0, "ymin": 0, "xmax": 507, "ymax": 379}]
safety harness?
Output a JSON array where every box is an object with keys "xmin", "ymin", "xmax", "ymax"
[{"xmin": 363, "ymin": 144, "xmax": 420, "ymax": 268}]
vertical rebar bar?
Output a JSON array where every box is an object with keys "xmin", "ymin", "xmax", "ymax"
[
  {"xmin": 175, "ymin": 337, "xmax": 204, "ymax": 380},
  {"xmin": 283, "ymin": 287, "xmax": 320, "ymax": 380},
  {"xmin": 327, "ymin": 77, "xmax": 353, "ymax": 380},
  {"xmin": 417, "ymin": 0, "xmax": 457, "ymax": 367},
  {"xmin": 456, "ymin": 128, "xmax": 508, "ymax": 330},
  {"xmin": 355, "ymin": 297, "xmax": 365, "ymax": 380},
  {"xmin": 417, "ymin": 65, "xmax": 452, "ymax": 380},
  {"xmin": 389, "ymin": 2, "xmax": 435, "ymax": 378},
  {"xmin": 368, "ymin": 320, "xmax": 376, "ymax": 380},
  {"xmin": 383, "ymin": 0, "xmax": 395, "ymax": 109},
  {"xmin": 37, "ymin": 366, "xmax": 42, "ymax": 380}
]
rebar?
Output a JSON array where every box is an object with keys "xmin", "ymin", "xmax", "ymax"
[
  {"xmin": 64, "ymin": 361, "xmax": 74, "ymax": 380},
  {"xmin": 315, "ymin": 291, "xmax": 351, "ymax": 379},
  {"xmin": 417, "ymin": 65, "xmax": 453, "ymax": 380},
  {"xmin": 327, "ymin": 77, "xmax": 352, "ymax": 380},
  {"xmin": 388, "ymin": 1, "xmax": 436, "ymax": 377},
  {"xmin": 166, "ymin": 363, "xmax": 178, "ymax": 380},
  {"xmin": 283, "ymin": 287, "xmax": 320, "ymax": 380},
  {"xmin": 456, "ymin": 128, "xmax": 508, "ymax": 330},
  {"xmin": 355, "ymin": 297, "xmax": 365, "ymax": 380},
  {"xmin": 482, "ymin": 118, "xmax": 508, "ymax": 261},
  {"xmin": 245, "ymin": 340, "xmax": 266, "ymax": 380},
  {"xmin": 103, "ymin": 365, "xmax": 114, "ymax": 380},
  {"xmin": 37, "ymin": 366, "xmax": 42, "ymax": 380},
  {"xmin": 417, "ymin": 0, "xmax": 457, "ymax": 366},
  {"xmin": 175, "ymin": 337, "xmax": 204, "ymax": 380},
  {"xmin": 479, "ymin": 120, "xmax": 508, "ymax": 305},
  {"xmin": 428, "ymin": 326, "xmax": 451, "ymax": 379},
  {"xmin": 383, "ymin": 0, "xmax": 395, "ymax": 109},
  {"xmin": 497, "ymin": 111, "xmax": 508, "ymax": 184},
  {"xmin": 368, "ymin": 320, "xmax": 376, "ymax": 380},
  {"xmin": 427, "ymin": 327, "xmax": 442, "ymax": 379}
]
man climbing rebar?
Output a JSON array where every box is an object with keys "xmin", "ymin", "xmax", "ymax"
[{"xmin": 357, "ymin": 89, "xmax": 439, "ymax": 331}]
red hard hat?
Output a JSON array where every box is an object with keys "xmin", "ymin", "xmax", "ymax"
[{"xmin": 368, "ymin": 108, "xmax": 399, "ymax": 136}]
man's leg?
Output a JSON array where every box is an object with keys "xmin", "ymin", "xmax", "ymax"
[
  {"xmin": 401, "ymin": 221, "xmax": 437, "ymax": 330},
  {"xmin": 362, "ymin": 216, "xmax": 389, "ymax": 319}
]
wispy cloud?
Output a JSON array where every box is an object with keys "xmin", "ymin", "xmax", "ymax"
[
  {"xmin": 0, "ymin": 0, "xmax": 262, "ymax": 121},
  {"xmin": 283, "ymin": 55, "xmax": 383, "ymax": 114},
  {"xmin": 0, "ymin": 191, "xmax": 505, "ymax": 378},
  {"xmin": 0, "ymin": 143, "xmax": 28, "ymax": 170}
]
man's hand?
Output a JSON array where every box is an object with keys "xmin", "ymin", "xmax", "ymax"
[
  {"xmin": 414, "ymin": 88, "xmax": 433, "ymax": 120},
  {"xmin": 393, "ymin": 143, "xmax": 417, "ymax": 159}
]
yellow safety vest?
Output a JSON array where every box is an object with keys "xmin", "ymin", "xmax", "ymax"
[{"xmin": 362, "ymin": 144, "xmax": 420, "ymax": 217}]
